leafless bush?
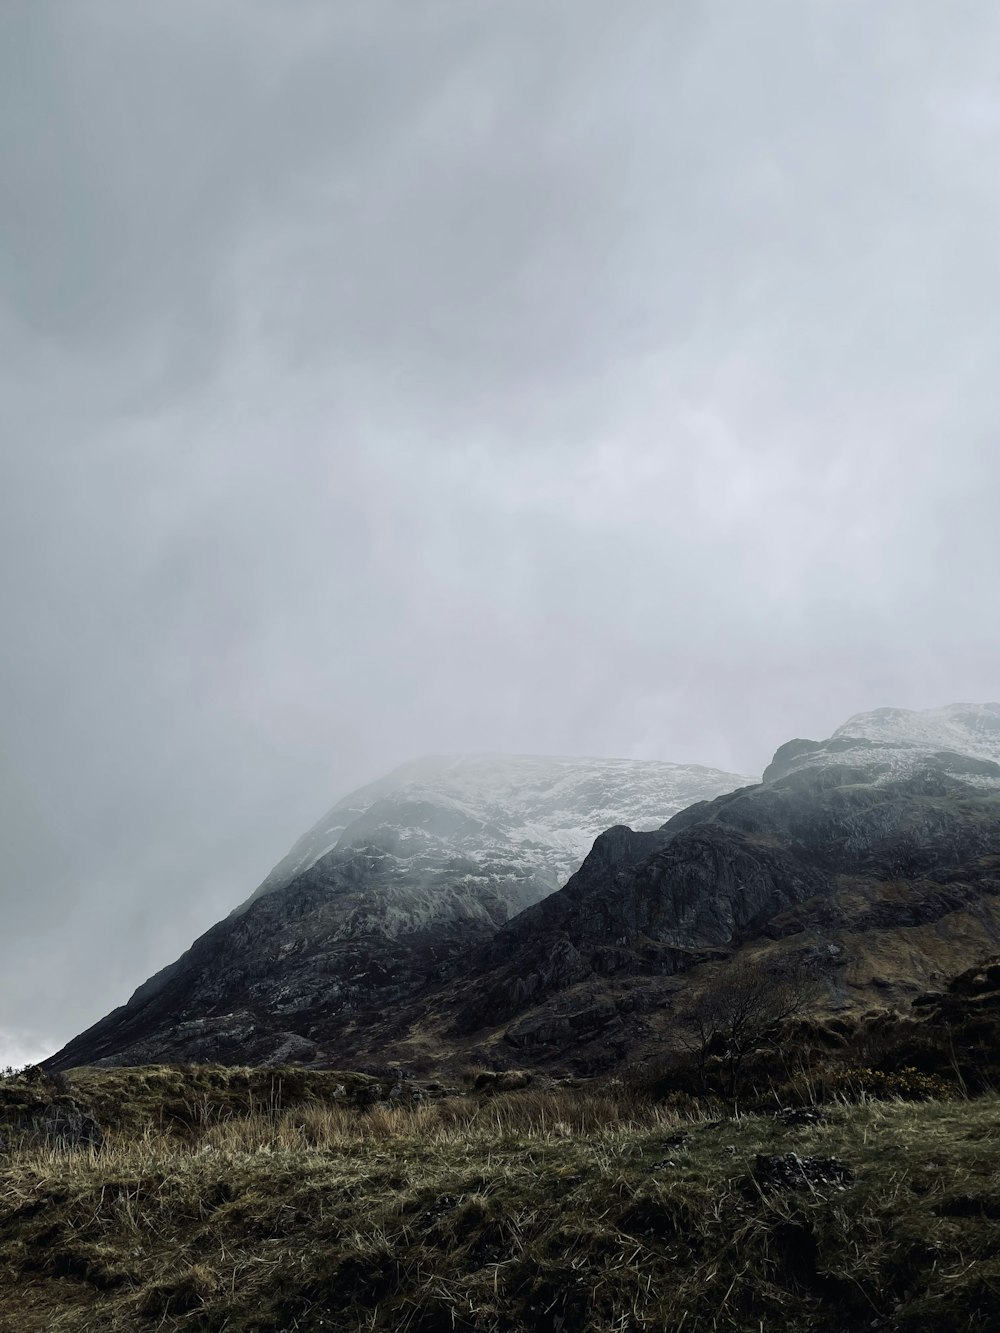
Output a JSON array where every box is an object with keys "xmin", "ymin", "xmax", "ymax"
[{"xmin": 681, "ymin": 956, "xmax": 824, "ymax": 1103}]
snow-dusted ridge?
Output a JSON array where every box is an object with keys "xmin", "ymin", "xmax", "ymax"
[
  {"xmin": 833, "ymin": 703, "xmax": 1000, "ymax": 760},
  {"xmin": 253, "ymin": 753, "xmax": 759, "ymax": 904},
  {"xmin": 767, "ymin": 703, "xmax": 1000, "ymax": 787}
]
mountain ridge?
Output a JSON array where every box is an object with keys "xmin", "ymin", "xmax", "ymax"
[
  {"xmin": 46, "ymin": 704, "xmax": 1000, "ymax": 1075},
  {"xmin": 47, "ymin": 753, "xmax": 755, "ymax": 1070},
  {"xmin": 321, "ymin": 703, "xmax": 1000, "ymax": 1072},
  {"xmin": 764, "ymin": 702, "xmax": 1000, "ymax": 785},
  {"xmin": 252, "ymin": 751, "xmax": 755, "ymax": 903}
]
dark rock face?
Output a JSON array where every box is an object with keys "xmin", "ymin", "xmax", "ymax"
[
  {"xmin": 45, "ymin": 866, "xmax": 517, "ymax": 1070},
  {"xmin": 375, "ymin": 730, "xmax": 1000, "ymax": 1074},
  {"xmin": 444, "ymin": 763, "xmax": 1000, "ymax": 1041}
]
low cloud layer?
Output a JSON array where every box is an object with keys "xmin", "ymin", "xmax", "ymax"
[{"xmin": 2, "ymin": 1, "xmax": 999, "ymax": 1062}]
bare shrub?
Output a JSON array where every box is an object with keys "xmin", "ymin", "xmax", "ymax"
[{"xmin": 680, "ymin": 956, "xmax": 825, "ymax": 1103}]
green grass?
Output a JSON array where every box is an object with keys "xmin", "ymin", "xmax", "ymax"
[{"xmin": 2, "ymin": 1070, "xmax": 1000, "ymax": 1331}]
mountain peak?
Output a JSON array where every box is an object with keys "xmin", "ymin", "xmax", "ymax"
[
  {"xmin": 255, "ymin": 752, "xmax": 758, "ymax": 901},
  {"xmin": 833, "ymin": 702, "xmax": 1000, "ymax": 753},
  {"xmin": 764, "ymin": 703, "xmax": 1000, "ymax": 785},
  {"xmin": 47, "ymin": 751, "xmax": 755, "ymax": 1071}
]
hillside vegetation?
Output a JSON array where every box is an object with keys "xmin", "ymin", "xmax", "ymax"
[{"xmin": 2, "ymin": 1063, "xmax": 1000, "ymax": 1332}]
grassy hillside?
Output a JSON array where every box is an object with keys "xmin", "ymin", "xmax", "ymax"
[{"xmin": 2, "ymin": 1068, "xmax": 999, "ymax": 1332}]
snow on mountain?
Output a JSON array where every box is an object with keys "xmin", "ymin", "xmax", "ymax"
[
  {"xmin": 766, "ymin": 703, "xmax": 1000, "ymax": 787},
  {"xmin": 253, "ymin": 753, "xmax": 759, "ymax": 904},
  {"xmin": 833, "ymin": 703, "xmax": 1000, "ymax": 760}
]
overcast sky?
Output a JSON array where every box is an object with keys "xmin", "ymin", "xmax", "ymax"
[{"xmin": 2, "ymin": 1, "xmax": 999, "ymax": 1065}]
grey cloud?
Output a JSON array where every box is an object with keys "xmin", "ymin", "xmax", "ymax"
[{"xmin": 2, "ymin": 1, "xmax": 1000, "ymax": 1063}]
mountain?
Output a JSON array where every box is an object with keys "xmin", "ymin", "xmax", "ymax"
[
  {"xmin": 764, "ymin": 702, "xmax": 1000, "ymax": 785},
  {"xmin": 46, "ymin": 753, "xmax": 754, "ymax": 1070},
  {"xmin": 364, "ymin": 703, "xmax": 1000, "ymax": 1073},
  {"xmin": 49, "ymin": 706, "xmax": 1000, "ymax": 1077}
]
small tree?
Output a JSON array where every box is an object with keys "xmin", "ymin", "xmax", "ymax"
[{"xmin": 682, "ymin": 956, "xmax": 823, "ymax": 1104}]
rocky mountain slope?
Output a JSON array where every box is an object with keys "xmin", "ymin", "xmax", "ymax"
[
  {"xmin": 362, "ymin": 704, "xmax": 1000, "ymax": 1073},
  {"xmin": 48, "ymin": 705, "xmax": 1000, "ymax": 1076},
  {"xmin": 46, "ymin": 754, "xmax": 753, "ymax": 1069}
]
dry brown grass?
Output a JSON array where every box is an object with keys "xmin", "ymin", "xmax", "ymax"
[
  {"xmin": 2, "ymin": 1074, "xmax": 999, "ymax": 1333},
  {"xmin": 5, "ymin": 1086, "xmax": 683, "ymax": 1171}
]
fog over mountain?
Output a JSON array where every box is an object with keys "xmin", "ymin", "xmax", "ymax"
[
  {"xmin": 3, "ymin": 4, "xmax": 1000, "ymax": 1065},
  {"xmin": 47, "ymin": 753, "xmax": 755, "ymax": 1069},
  {"xmin": 255, "ymin": 753, "xmax": 758, "ymax": 900},
  {"xmin": 46, "ymin": 702, "xmax": 1000, "ymax": 1073}
]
